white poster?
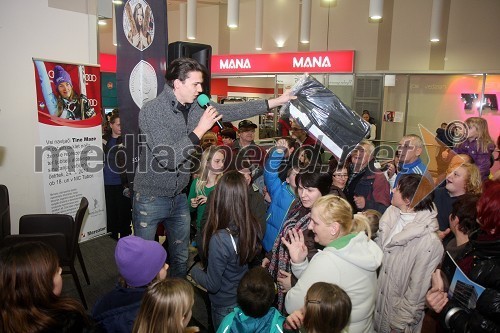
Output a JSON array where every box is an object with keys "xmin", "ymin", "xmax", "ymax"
[{"xmin": 33, "ymin": 59, "xmax": 107, "ymax": 241}]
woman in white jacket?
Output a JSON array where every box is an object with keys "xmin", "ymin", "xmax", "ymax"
[
  {"xmin": 283, "ymin": 195, "xmax": 383, "ymax": 333},
  {"xmin": 374, "ymin": 174, "xmax": 443, "ymax": 333}
]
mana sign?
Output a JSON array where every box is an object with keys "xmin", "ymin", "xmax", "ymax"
[{"xmin": 212, "ymin": 51, "xmax": 354, "ymax": 74}]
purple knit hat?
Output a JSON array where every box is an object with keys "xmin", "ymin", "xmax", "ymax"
[
  {"xmin": 53, "ymin": 65, "xmax": 72, "ymax": 87},
  {"xmin": 115, "ymin": 235, "xmax": 167, "ymax": 287}
]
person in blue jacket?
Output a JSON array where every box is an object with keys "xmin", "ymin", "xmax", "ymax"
[
  {"xmin": 262, "ymin": 138, "xmax": 298, "ymax": 252},
  {"xmin": 217, "ymin": 267, "xmax": 293, "ymax": 333}
]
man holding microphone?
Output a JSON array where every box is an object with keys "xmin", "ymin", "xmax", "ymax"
[{"xmin": 132, "ymin": 57, "xmax": 295, "ymax": 278}]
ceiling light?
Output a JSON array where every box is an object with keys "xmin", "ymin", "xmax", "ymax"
[
  {"xmin": 112, "ymin": 0, "xmax": 123, "ymax": 4},
  {"xmin": 98, "ymin": 20, "xmax": 107, "ymax": 26},
  {"xmin": 369, "ymin": 0, "xmax": 383, "ymax": 20},
  {"xmin": 187, "ymin": 0, "xmax": 197, "ymax": 40},
  {"xmin": 430, "ymin": 0, "xmax": 444, "ymax": 42},
  {"xmin": 255, "ymin": 0, "xmax": 263, "ymax": 50},
  {"xmin": 227, "ymin": 0, "xmax": 240, "ymax": 28},
  {"xmin": 300, "ymin": 0, "xmax": 311, "ymax": 43}
]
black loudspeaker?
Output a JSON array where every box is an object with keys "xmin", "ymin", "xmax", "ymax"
[{"xmin": 167, "ymin": 41, "xmax": 212, "ymax": 95}]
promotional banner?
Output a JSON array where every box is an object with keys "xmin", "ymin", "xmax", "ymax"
[
  {"xmin": 33, "ymin": 59, "xmax": 107, "ymax": 241},
  {"xmin": 115, "ymin": 0, "xmax": 168, "ymax": 188}
]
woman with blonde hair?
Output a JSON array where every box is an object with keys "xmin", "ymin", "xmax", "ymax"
[
  {"xmin": 133, "ymin": 278, "xmax": 198, "ymax": 333},
  {"xmin": 188, "ymin": 145, "xmax": 225, "ymax": 253},
  {"xmin": 434, "ymin": 162, "xmax": 482, "ymax": 236},
  {"xmin": 282, "ymin": 194, "xmax": 383, "ymax": 333}
]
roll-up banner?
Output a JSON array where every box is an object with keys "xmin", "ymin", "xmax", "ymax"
[
  {"xmin": 33, "ymin": 59, "xmax": 106, "ymax": 241},
  {"xmin": 115, "ymin": 0, "xmax": 168, "ymax": 188}
]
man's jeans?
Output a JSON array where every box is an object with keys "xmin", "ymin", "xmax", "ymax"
[{"xmin": 132, "ymin": 192, "xmax": 190, "ymax": 278}]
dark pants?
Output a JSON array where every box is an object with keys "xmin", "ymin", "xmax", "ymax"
[{"xmin": 104, "ymin": 185, "xmax": 132, "ymax": 239}]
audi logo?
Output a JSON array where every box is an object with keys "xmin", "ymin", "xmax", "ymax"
[
  {"xmin": 84, "ymin": 74, "xmax": 98, "ymax": 82},
  {"xmin": 88, "ymin": 99, "xmax": 98, "ymax": 107}
]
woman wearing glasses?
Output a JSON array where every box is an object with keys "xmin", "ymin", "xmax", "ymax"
[{"xmin": 328, "ymin": 158, "xmax": 348, "ymax": 199}]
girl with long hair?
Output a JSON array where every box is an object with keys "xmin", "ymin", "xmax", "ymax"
[
  {"xmin": 282, "ymin": 195, "xmax": 382, "ymax": 332},
  {"xmin": 188, "ymin": 145, "xmax": 225, "ymax": 251},
  {"xmin": 454, "ymin": 117, "xmax": 495, "ymax": 180},
  {"xmin": 190, "ymin": 171, "xmax": 262, "ymax": 330},
  {"xmin": 132, "ymin": 278, "xmax": 198, "ymax": 333},
  {"xmin": 0, "ymin": 242, "xmax": 98, "ymax": 333},
  {"xmin": 285, "ymin": 282, "xmax": 352, "ymax": 333}
]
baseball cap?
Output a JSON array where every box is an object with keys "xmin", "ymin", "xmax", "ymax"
[{"xmin": 238, "ymin": 120, "xmax": 258, "ymax": 129}]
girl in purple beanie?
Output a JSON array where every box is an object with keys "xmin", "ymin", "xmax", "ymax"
[{"xmin": 92, "ymin": 235, "xmax": 168, "ymax": 332}]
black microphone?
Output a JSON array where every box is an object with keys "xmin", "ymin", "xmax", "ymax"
[{"xmin": 197, "ymin": 94, "xmax": 224, "ymax": 130}]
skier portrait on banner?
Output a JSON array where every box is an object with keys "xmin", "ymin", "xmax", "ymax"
[
  {"xmin": 124, "ymin": 0, "xmax": 154, "ymax": 51},
  {"xmin": 52, "ymin": 65, "xmax": 96, "ymax": 120}
]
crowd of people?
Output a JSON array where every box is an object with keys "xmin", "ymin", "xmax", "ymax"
[{"xmin": 1, "ymin": 57, "xmax": 500, "ymax": 333}]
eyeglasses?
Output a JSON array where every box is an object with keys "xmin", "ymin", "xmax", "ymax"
[
  {"xmin": 290, "ymin": 127, "xmax": 303, "ymax": 132},
  {"xmin": 333, "ymin": 174, "xmax": 348, "ymax": 178}
]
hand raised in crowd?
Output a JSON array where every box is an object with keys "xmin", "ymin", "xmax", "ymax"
[
  {"xmin": 426, "ymin": 269, "xmax": 449, "ymax": 313},
  {"xmin": 284, "ymin": 308, "xmax": 305, "ymax": 330},
  {"xmin": 275, "ymin": 138, "xmax": 289, "ymax": 153},
  {"xmin": 386, "ymin": 163, "xmax": 397, "ymax": 179},
  {"xmin": 261, "ymin": 257, "xmax": 270, "ymax": 268},
  {"xmin": 281, "ymin": 229, "xmax": 308, "ymax": 264},
  {"xmin": 353, "ymin": 195, "xmax": 366, "ymax": 210},
  {"xmin": 194, "ymin": 105, "xmax": 223, "ymax": 138},
  {"xmin": 277, "ymin": 269, "xmax": 292, "ymax": 292}
]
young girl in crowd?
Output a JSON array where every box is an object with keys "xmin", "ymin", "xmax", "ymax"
[
  {"xmin": 191, "ymin": 171, "xmax": 262, "ymax": 330},
  {"xmin": 454, "ymin": 117, "xmax": 495, "ymax": 181},
  {"xmin": 132, "ymin": 278, "xmax": 199, "ymax": 333},
  {"xmin": 263, "ymin": 169, "xmax": 332, "ymax": 312},
  {"xmin": 433, "ymin": 162, "xmax": 482, "ymax": 234},
  {"xmin": 285, "ymin": 282, "xmax": 352, "ymax": 333},
  {"xmin": 93, "ymin": 235, "xmax": 168, "ymax": 332},
  {"xmin": 282, "ymin": 195, "xmax": 382, "ymax": 332},
  {"xmin": 0, "ymin": 242, "xmax": 99, "ymax": 333},
  {"xmin": 374, "ymin": 174, "xmax": 444, "ymax": 333},
  {"xmin": 188, "ymin": 146, "xmax": 225, "ymax": 251}
]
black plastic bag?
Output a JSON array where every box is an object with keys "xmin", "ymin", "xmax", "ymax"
[{"xmin": 281, "ymin": 75, "xmax": 370, "ymax": 161}]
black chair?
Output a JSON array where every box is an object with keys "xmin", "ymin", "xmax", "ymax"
[
  {"xmin": 1, "ymin": 233, "xmax": 67, "ymax": 257},
  {"xmin": 0, "ymin": 184, "xmax": 10, "ymax": 241},
  {"xmin": 74, "ymin": 197, "xmax": 90, "ymax": 285},
  {"xmin": 19, "ymin": 213, "xmax": 88, "ymax": 309}
]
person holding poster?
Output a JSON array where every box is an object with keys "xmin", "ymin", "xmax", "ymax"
[
  {"xmin": 53, "ymin": 65, "xmax": 96, "ymax": 120},
  {"xmin": 132, "ymin": 57, "xmax": 295, "ymax": 278}
]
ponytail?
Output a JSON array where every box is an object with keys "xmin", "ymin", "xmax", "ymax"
[{"xmin": 351, "ymin": 213, "xmax": 372, "ymax": 240}]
